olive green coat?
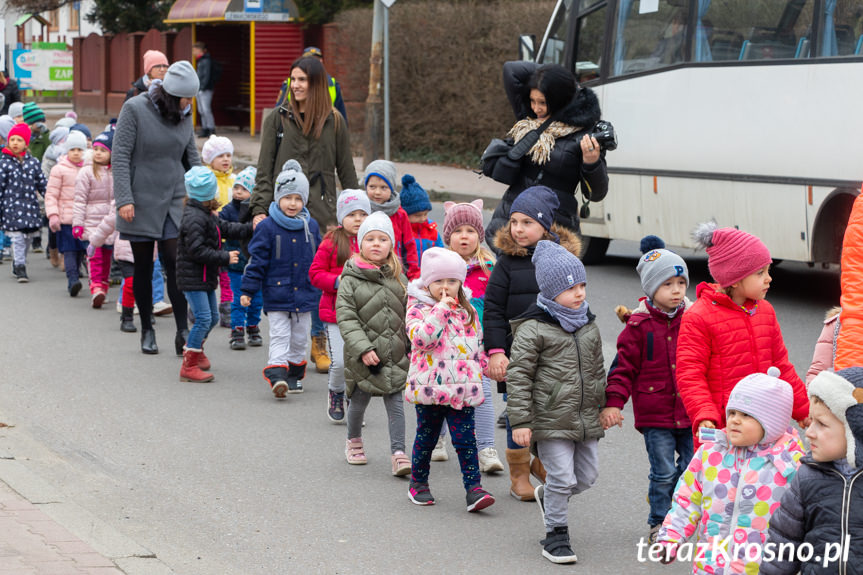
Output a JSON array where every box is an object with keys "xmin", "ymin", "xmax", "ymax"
[
  {"xmin": 336, "ymin": 258, "xmax": 409, "ymax": 397},
  {"xmin": 251, "ymin": 106, "xmax": 358, "ymax": 228},
  {"xmin": 506, "ymin": 305, "xmax": 606, "ymax": 452}
]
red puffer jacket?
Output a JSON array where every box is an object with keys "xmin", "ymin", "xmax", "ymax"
[
  {"xmin": 676, "ymin": 282, "xmax": 809, "ymax": 435},
  {"xmin": 309, "ymin": 232, "xmax": 359, "ymax": 324},
  {"xmin": 388, "ymin": 208, "xmax": 420, "ymax": 280}
]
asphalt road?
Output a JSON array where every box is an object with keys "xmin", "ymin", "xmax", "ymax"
[{"xmin": 0, "ymin": 204, "xmax": 839, "ymax": 575}]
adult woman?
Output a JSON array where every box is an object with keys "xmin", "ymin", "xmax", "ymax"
[
  {"xmin": 113, "ymin": 61, "xmax": 202, "ymax": 355},
  {"xmin": 125, "ymin": 50, "xmax": 170, "ymax": 101},
  {"xmin": 484, "ymin": 62, "xmax": 609, "ymax": 250},
  {"xmin": 0, "ymin": 70, "xmax": 20, "ymax": 116}
]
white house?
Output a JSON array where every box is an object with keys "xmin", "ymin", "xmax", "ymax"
[{"xmin": 3, "ymin": 1, "xmax": 103, "ymax": 55}]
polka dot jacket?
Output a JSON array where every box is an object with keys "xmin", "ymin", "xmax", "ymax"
[
  {"xmin": 0, "ymin": 151, "xmax": 47, "ymax": 232},
  {"xmin": 657, "ymin": 426, "xmax": 805, "ymax": 575}
]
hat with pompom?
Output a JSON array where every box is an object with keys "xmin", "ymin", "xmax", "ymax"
[
  {"xmin": 636, "ymin": 235, "xmax": 689, "ymax": 299},
  {"xmin": 399, "ymin": 174, "xmax": 432, "ymax": 215},
  {"xmin": 692, "ymin": 221, "xmax": 771, "ymax": 288},
  {"xmin": 726, "ymin": 367, "xmax": 793, "ymax": 444},
  {"xmin": 234, "ymin": 166, "xmax": 257, "ymax": 193},
  {"xmin": 274, "ymin": 159, "xmax": 309, "ymax": 205},
  {"xmin": 443, "ymin": 199, "xmax": 484, "ymax": 245},
  {"xmin": 808, "ymin": 367, "xmax": 863, "ymax": 469},
  {"xmin": 201, "ymin": 134, "xmax": 233, "ymax": 165}
]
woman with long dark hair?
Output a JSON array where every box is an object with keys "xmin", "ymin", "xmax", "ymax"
[{"xmin": 113, "ymin": 61, "xmax": 202, "ymax": 355}]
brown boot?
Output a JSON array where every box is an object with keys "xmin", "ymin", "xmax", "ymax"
[
  {"xmin": 531, "ymin": 456, "xmax": 547, "ymax": 484},
  {"xmin": 506, "ymin": 448, "xmax": 535, "ymax": 501},
  {"xmin": 311, "ymin": 334, "xmax": 331, "ymax": 374},
  {"xmin": 49, "ymin": 248, "xmax": 61, "ymax": 268},
  {"xmin": 180, "ymin": 348, "xmax": 214, "ymax": 383}
]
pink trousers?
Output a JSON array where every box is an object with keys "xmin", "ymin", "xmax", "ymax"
[{"xmin": 89, "ymin": 246, "xmax": 113, "ymax": 294}]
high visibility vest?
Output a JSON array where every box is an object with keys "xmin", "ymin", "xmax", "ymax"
[{"xmin": 277, "ymin": 76, "xmax": 337, "ymax": 107}]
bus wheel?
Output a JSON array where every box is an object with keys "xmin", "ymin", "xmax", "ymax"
[{"xmin": 580, "ymin": 236, "xmax": 610, "ymax": 265}]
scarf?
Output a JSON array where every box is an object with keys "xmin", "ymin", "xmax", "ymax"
[
  {"xmin": 537, "ymin": 294, "xmax": 590, "ymax": 333},
  {"xmin": 2, "ymin": 147, "xmax": 25, "ymax": 159},
  {"xmin": 212, "ymin": 167, "xmax": 234, "ymax": 208},
  {"xmin": 508, "ymin": 117, "xmax": 580, "ymax": 165},
  {"xmin": 370, "ymin": 190, "xmax": 401, "ymax": 217},
  {"xmin": 268, "ymin": 201, "xmax": 315, "ymax": 248}
]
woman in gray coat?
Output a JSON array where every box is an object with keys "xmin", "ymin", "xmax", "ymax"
[{"xmin": 113, "ymin": 61, "xmax": 202, "ymax": 355}]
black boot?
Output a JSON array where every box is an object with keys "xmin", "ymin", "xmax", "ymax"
[
  {"xmin": 540, "ymin": 526, "xmax": 577, "ymax": 564},
  {"xmin": 263, "ymin": 365, "xmax": 289, "ymax": 398},
  {"xmin": 121, "ymin": 306, "xmax": 137, "ymax": 333},
  {"xmin": 175, "ymin": 329, "xmax": 189, "ymax": 356},
  {"xmin": 286, "ymin": 362, "xmax": 307, "ymax": 394},
  {"xmin": 246, "ymin": 325, "xmax": 263, "ymax": 347},
  {"xmin": 230, "ymin": 327, "xmax": 246, "ymax": 350},
  {"xmin": 141, "ymin": 329, "xmax": 158, "ymax": 354}
]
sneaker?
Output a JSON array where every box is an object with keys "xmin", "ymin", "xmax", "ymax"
[
  {"xmin": 408, "ymin": 482, "xmax": 435, "ymax": 505},
  {"xmin": 246, "ymin": 325, "xmax": 263, "ymax": 346},
  {"xmin": 12, "ymin": 264, "xmax": 28, "ymax": 283},
  {"xmin": 92, "ymin": 291, "xmax": 106, "ymax": 309},
  {"xmin": 478, "ymin": 447, "xmax": 504, "ymax": 473},
  {"xmin": 535, "ymin": 484, "xmax": 546, "ymax": 521},
  {"xmin": 391, "ymin": 451, "xmax": 411, "ymax": 476},
  {"xmin": 541, "ymin": 526, "xmax": 577, "ymax": 564},
  {"xmin": 431, "ymin": 437, "xmax": 448, "ymax": 461},
  {"xmin": 465, "ymin": 485, "xmax": 495, "ymax": 512},
  {"xmin": 153, "ymin": 301, "xmax": 173, "ymax": 316},
  {"xmin": 648, "ymin": 524, "xmax": 661, "ymax": 545},
  {"xmin": 69, "ymin": 280, "xmax": 82, "ymax": 297},
  {"xmin": 497, "ymin": 411, "xmax": 507, "ymax": 428},
  {"xmin": 287, "ymin": 378, "xmax": 303, "ymax": 394},
  {"xmin": 327, "ymin": 390, "xmax": 345, "ymax": 423},
  {"xmin": 345, "ymin": 437, "xmax": 367, "ymax": 465}
]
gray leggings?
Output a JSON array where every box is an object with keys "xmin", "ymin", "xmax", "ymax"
[{"xmin": 347, "ymin": 388, "xmax": 405, "ymax": 454}]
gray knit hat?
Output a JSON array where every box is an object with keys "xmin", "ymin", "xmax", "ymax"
[
  {"xmin": 337, "ymin": 189, "xmax": 371, "ymax": 224},
  {"xmin": 64, "ymin": 130, "xmax": 87, "ymax": 152},
  {"xmin": 162, "ymin": 61, "xmax": 200, "ymax": 98},
  {"xmin": 809, "ymin": 367, "xmax": 863, "ymax": 469},
  {"xmin": 7, "ymin": 102, "xmax": 24, "ymax": 120},
  {"xmin": 636, "ymin": 235, "xmax": 689, "ymax": 299},
  {"xmin": 532, "ymin": 240, "xmax": 586, "ymax": 300},
  {"xmin": 274, "ymin": 160, "xmax": 309, "ymax": 205},
  {"xmin": 363, "ymin": 159, "xmax": 398, "ymax": 192},
  {"xmin": 358, "ymin": 211, "xmax": 395, "ymax": 247},
  {"xmin": 0, "ymin": 115, "xmax": 17, "ymax": 141}
]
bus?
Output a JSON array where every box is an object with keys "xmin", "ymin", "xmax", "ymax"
[{"xmin": 522, "ymin": 0, "xmax": 863, "ymax": 264}]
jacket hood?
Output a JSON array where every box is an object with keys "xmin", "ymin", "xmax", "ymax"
[
  {"xmin": 342, "ymin": 256, "xmax": 400, "ymax": 285},
  {"xmin": 558, "ymin": 86, "xmax": 602, "ymax": 129},
  {"xmin": 131, "ymin": 76, "xmax": 147, "ymax": 91},
  {"xmin": 407, "ymin": 278, "xmax": 472, "ymax": 305},
  {"xmin": 493, "ymin": 222, "xmax": 582, "ymax": 258},
  {"xmin": 623, "ymin": 296, "xmax": 693, "ymax": 321},
  {"xmin": 825, "ymin": 306, "xmax": 841, "ymax": 323}
]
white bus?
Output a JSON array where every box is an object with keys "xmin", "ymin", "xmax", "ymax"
[{"xmin": 524, "ymin": 0, "xmax": 863, "ymax": 264}]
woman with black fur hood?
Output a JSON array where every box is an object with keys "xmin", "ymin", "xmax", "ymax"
[{"xmin": 484, "ymin": 62, "xmax": 609, "ymax": 250}]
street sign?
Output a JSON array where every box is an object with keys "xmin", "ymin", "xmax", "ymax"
[{"xmin": 381, "ymin": 0, "xmax": 396, "ymax": 7}]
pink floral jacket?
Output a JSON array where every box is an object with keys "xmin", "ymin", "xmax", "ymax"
[{"xmin": 405, "ymin": 280, "xmax": 488, "ymax": 409}]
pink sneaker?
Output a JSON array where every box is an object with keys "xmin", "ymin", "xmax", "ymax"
[{"xmin": 345, "ymin": 438, "xmax": 367, "ymax": 465}]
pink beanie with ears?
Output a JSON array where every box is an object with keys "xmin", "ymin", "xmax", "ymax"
[
  {"xmin": 442, "ymin": 199, "xmax": 484, "ymax": 245},
  {"xmin": 693, "ymin": 221, "xmax": 771, "ymax": 287}
]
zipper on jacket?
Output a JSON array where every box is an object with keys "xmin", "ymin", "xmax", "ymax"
[
  {"xmin": 574, "ymin": 330, "xmax": 586, "ymax": 437},
  {"xmin": 820, "ymin": 466, "xmax": 856, "ymax": 575}
]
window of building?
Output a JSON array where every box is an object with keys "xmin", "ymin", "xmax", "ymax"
[
  {"xmin": 69, "ymin": 3, "xmax": 80, "ymax": 31},
  {"xmin": 47, "ymin": 9, "xmax": 60, "ymax": 32}
]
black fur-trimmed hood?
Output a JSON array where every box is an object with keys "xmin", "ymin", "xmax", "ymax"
[
  {"xmin": 493, "ymin": 223, "xmax": 583, "ymax": 258},
  {"xmin": 559, "ymin": 87, "xmax": 602, "ymax": 129}
]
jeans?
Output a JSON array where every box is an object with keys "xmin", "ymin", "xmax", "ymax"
[
  {"xmin": 311, "ymin": 308, "xmax": 325, "ymax": 337},
  {"xmin": 536, "ymin": 439, "xmax": 599, "ymax": 530},
  {"xmin": 183, "ymin": 290, "xmax": 218, "ymax": 350},
  {"xmin": 153, "ymin": 258, "xmax": 165, "ymax": 303},
  {"xmin": 197, "ymin": 89, "xmax": 215, "ymax": 131},
  {"xmin": 412, "ymin": 405, "xmax": 480, "ymax": 490},
  {"xmin": 643, "ymin": 428, "xmax": 694, "ymax": 527},
  {"xmin": 228, "ymin": 270, "xmax": 261, "ymax": 328}
]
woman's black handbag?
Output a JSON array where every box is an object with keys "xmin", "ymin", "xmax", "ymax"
[{"xmin": 480, "ymin": 116, "xmax": 555, "ymax": 186}]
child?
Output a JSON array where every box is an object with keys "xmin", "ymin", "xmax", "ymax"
[
  {"xmin": 761, "ymin": 367, "xmax": 863, "ymax": 575},
  {"xmin": 399, "ymin": 173, "xmax": 442, "ymax": 261},
  {"xmin": 46, "ymin": 130, "xmax": 88, "ymax": 296},
  {"xmin": 8, "ymin": 103, "xmax": 23, "ymax": 124},
  {"xmin": 22, "ymin": 103, "xmax": 49, "ymax": 161},
  {"xmin": 242, "ymin": 160, "xmax": 321, "ymax": 396},
  {"xmin": 309, "ymin": 188, "xmax": 371, "ymax": 422},
  {"xmin": 336, "ymin": 211, "xmax": 410, "ymax": 474},
  {"xmin": 73, "ymin": 130, "xmax": 114, "ymax": 307},
  {"xmin": 600, "ymin": 235, "xmax": 693, "ymax": 543},
  {"xmin": 655, "ymin": 369, "xmax": 806, "ymax": 574},
  {"xmin": 42, "ymin": 125, "xmax": 69, "ymax": 179},
  {"xmin": 176, "ymin": 166, "xmax": 252, "ymax": 383},
  {"xmin": 806, "ymin": 306, "xmax": 841, "ymax": 383},
  {"xmin": 219, "ymin": 166, "xmax": 262, "ymax": 350},
  {"xmin": 432, "ymin": 199, "xmax": 504, "ymax": 473},
  {"xmin": 201, "ymin": 134, "xmax": 236, "ymax": 328},
  {"xmin": 678, "ymin": 222, "xmax": 810, "ymax": 439},
  {"xmin": 484, "ymin": 185, "xmax": 582, "ymax": 501},
  {"xmin": 405, "ymin": 247, "xmax": 495, "ymax": 511},
  {"xmin": 362, "ymin": 159, "xmax": 420, "ymax": 280},
  {"xmin": 0, "ymin": 123, "xmax": 47, "ymax": 282},
  {"xmin": 507, "ymin": 240, "xmax": 604, "ymax": 564}
]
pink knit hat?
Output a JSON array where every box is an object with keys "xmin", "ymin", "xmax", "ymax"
[
  {"xmin": 693, "ymin": 221, "xmax": 771, "ymax": 287},
  {"xmin": 442, "ymin": 199, "xmax": 484, "ymax": 245},
  {"xmin": 143, "ymin": 50, "xmax": 169, "ymax": 75},
  {"xmin": 726, "ymin": 367, "xmax": 793, "ymax": 444},
  {"xmin": 421, "ymin": 247, "xmax": 467, "ymax": 287}
]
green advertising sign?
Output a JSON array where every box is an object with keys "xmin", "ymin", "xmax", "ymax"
[
  {"xmin": 49, "ymin": 67, "xmax": 73, "ymax": 81},
  {"xmin": 32, "ymin": 42, "xmax": 68, "ymax": 50}
]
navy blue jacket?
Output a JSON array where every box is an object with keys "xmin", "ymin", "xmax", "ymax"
[
  {"xmin": 219, "ymin": 198, "xmax": 251, "ymax": 274},
  {"xmin": 242, "ymin": 216, "xmax": 322, "ymax": 313}
]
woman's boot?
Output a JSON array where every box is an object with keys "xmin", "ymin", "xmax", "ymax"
[
  {"xmin": 506, "ymin": 448, "xmax": 535, "ymax": 501},
  {"xmin": 141, "ymin": 329, "xmax": 158, "ymax": 354},
  {"xmin": 531, "ymin": 456, "xmax": 547, "ymax": 484}
]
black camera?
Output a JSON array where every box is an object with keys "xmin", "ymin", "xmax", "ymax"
[{"xmin": 579, "ymin": 120, "xmax": 618, "ymax": 152}]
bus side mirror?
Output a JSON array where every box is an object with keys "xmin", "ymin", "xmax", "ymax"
[{"xmin": 519, "ymin": 34, "xmax": 536, "ymax": 61}]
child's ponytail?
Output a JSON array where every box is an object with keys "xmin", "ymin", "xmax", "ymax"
[{"xmin": 457, "ymin": 286, "xmax": 478, "ymax": 329}]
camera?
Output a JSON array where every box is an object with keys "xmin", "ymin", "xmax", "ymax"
[{"xmin": 579, "ymin": 120, "xmax": 618, "ymax": 152}]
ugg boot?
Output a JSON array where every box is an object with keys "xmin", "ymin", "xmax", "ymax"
[
  {"xmin": 230, "ymin": 327, "xmax": 246, "ymax": 350},
  {"xmin": 120, "ymin": 306, "xmax": 137, "ymax": 333},
  {"xmin": 263, "ymin": 364, "xmax": 289, "ymax": 398},
  {"xmin": 531, "ymin": 456, "xmax": 547, "ymax": 484},
  {"xmin": 286, "ymin": 361, "xmax": 307, "ymax": 393},
  {"xmin": 198, "ymin": 340, "xmax": 211, "ymax": 371},
  {"xmin": 310, "ymin": 334, "xmax": 331, "ymax": 373},
  {"xmin": 506, "ymin": 448, "xmax": 536, "ymax": 501},
  {"xmin": 180, "ymin": 348, "xmax": 214, "ymax": 383},
  {"xmin": 49, "ymin": 247, "xmax": 61, "ymax": 268}
]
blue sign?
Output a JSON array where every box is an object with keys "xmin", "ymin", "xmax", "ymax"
[{"xmin": 244, "ymin": 0, "xmax": 262, "ymax": 13}]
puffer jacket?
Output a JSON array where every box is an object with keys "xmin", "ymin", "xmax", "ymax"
[
  {"xmin": 177, "ymin": 199, "xmax": 252, "ymax": 292},
  {"xmin": 387, "ymin": 207, "xmax": 420, "ymax": 280},
  {"xmin": 658, "ymin": 427, "xmax": 806, "ymax": 575},
  {"xmin": 308, "ymin": 231, "xmax": 359, "ymax": 324},
  {"xmin": 404, "ymin": 280, "xmax": 487, "ymax": 408},
  {"xmin": 806, "ymin": 307, "xmax": 841, "ymax": 384},
  {"xmin": 45, "ymin": 156, "xmax": 84, "ymax": 225},
  {"xmin": 677, "ymin": 282, "xmax": 809, "ymax": 434},
  {"xmin": 761, "ymin": 456, "xmax": 863, "ymax": 575},
  {"xmin": 241, "ymin": 215, "xmax": 321, "ymax": 313},
  {"xmin": 219, "ymin": 198, "xmax": 251, "ymax": 274},
  {"xmin": 336, "ymin": 257, "xmax": 409, "ymax": 397},
  {"xmin": 506, "ymin": 303, "xmax": 606, "ymax": 453},
  {"xmin": 73, "ymin": 164, "xmax": 113, "ymax": 241},
  {"xmin": 836, "ymin": 190, "xmax": 863, "ymax": 370},
  {"xmin": 465, "ymin": 257, "xmax": 494, "ymax": 325},
  {"xmin": 410, "ymin": 220, "xmax": 444, "ymax": 263},
  {"xmin": 605, "ymin": 297, "xmax": 692, "ymax": 431},
  {"xmin": 0, "ymin": 151, "xmax": 47, "ymax": 232},
  {"xmin": 87, "ymin": 206, "xmax": 150, "ymax": 264}
]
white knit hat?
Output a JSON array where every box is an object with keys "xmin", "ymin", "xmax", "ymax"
[{"xmin": 201, "ymin": 135, "xmax": 234, "ymax": 165}]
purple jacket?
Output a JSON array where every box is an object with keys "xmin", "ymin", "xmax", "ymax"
[{"xmin": 605, "ymin": 298, "xmax": 691, "ymax": 431}]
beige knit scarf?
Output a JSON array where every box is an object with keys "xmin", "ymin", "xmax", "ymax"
[{"xmin": 507, "ymin": 118, "xmax": 580, "ymax": 165}]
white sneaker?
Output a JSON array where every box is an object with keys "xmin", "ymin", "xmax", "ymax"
[
  {"xmin": 153, "ymin": 301, "xmax": 173, "ymax": 316},
  {"xmin": 431, "ymin": 437, "xmax": 448, "ymax": 461},
  {"xmin": 478, "ymin": 447, "xmax": 504, "ymax": 473},
  {"xmin": 117, "ymin": 302, "xmax": 140, "ymax": 314}
]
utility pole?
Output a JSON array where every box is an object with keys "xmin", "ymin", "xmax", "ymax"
[{"xmin": 362, "ymin": 0, "xmax": 384, "ymax": 166}]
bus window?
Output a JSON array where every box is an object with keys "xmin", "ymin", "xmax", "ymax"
[
  {"xmin": 612, "ymin": 0, "xmax": 689, "ymax": 76},
  {"xmin": 819, "ymin": 0, "xmax": 863, "ymax": 57},
  {"xmin": 575, "ymin": 5, "xmax": 607, "ymax": 82},
  {"xmin": 539, "ymin": 0, "xmax": 574, "ymax": 66}
]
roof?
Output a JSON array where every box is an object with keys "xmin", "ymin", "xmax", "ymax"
[
  {"xmin": 164, "ymin": 0, "xmax": 299, "ymax": 24},
  {"xmin": 14, "ymin": 14, "xmax": 50, "ymax": 27}
]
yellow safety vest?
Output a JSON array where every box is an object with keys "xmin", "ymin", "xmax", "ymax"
[{"xmin": 278, "ymin": 76, "xmax": 337, "ymax": 107}]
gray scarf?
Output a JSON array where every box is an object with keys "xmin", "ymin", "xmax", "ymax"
[
  {"xmin": 370, "ymin": 190, "xmax": 401, "ymax": 217},
  {"xmin": 537, "ymin": 295, "xmax": 590, "ymax": 333}
]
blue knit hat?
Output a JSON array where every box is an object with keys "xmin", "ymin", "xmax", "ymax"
[
  {"xmin": 532, "ymin": 240, "xmax": 586, "ymax": 300},
  {"xmin": 93, "ymin": 130, "xmax": 113, "ymax": 152},
  {"xmin": 234, "ymin": 166, "xmax": 257, "ymax": 193},
  {"xmin": 510, "ymin": 185, "xmax": 559, "ymax": 231},
  {"xmin": 70, "ymin": 123, "xmax": 91, "ymax": 140},
  {"xmin": 399, "ymin": 174, "xmax": 432, "ymax": 215},
  {"xmin": 184, "ymin": 166, "xmax": 217, "ymax": 202}
]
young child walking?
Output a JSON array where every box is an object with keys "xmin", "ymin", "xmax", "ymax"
[
  {"xmin": 484, "ymin": 185, "xmax": 583, "ymax": 501},
  {"xmin": 656, "ymin": 369, "xmax": 806, "ymax": 574},
  {"xmin": 600, "ymin": 236, "xmax": 693, "ymax": 543},
  {"xmin": 362, "ymin": 159, "xmax": 420, "ymax": 279},
  {"xmin": 678, "ymin": 222, "xmax": 810, "ymax": 439},
  {"xmin": 309, "ymin": 188, "xmax": 371, "ymax": 422},
  {"xmin": 202, "ymin": 134, "xmax": 236, "ymax": 328},
  {"xmin": 805, "ymin": 305, "xmax": 841, "ymax": 383},
  {"xmin": 73, "ymin": 130, "xmax": 114, "ymax": 308},
  {"xmin": 399, "ymin": 173, "xmax": 442, "ymax": 261},
  {"xmin": 219, "ymin": 166, "xmax": 262, "ymax": 350},
  {"xmin": 405, "ymin": 247, "xmax": 495, "ymax": 511},
  {"xmin": 761, "ymin": 367, "xmax": 863, "ymax": 575},
  {"xmin": 46, "ymin": 130, "xmax": 88, "ymax": 295},
  {"xmin": 242, "ymin": 160, "xmax": 321, "ymax": 397},
  {"xmin": 0, "ymin": 123, "xmax": 48, "ymax": 282},
  {"xmin": 336, "ymin": 211, "xmax": 411, "ymax": 475},
  {"xmin": 176, "ymin": 166, "xmax": 252, "ymax": 383}
]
